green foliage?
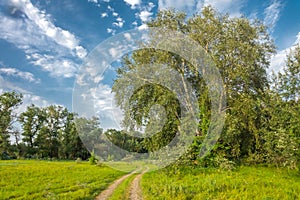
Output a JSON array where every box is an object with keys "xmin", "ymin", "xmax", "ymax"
[
  {"xmin": 0, "ymin": 91, "xmax": 22, "ymax": 159},
  {"xmin": 264, "ymin": 45, "xmax": 300, "ymax": 168},
  {"xmin": 18, "ymin": 105, "xmax": 90, "ymax": 160},
  {"xmin": 112, "ymin": 7, "xmax": 277, "ymax": 165},
  {"xmin": 105, "ymin": 129, "xmax": 147, "ymax": 153},
  {"xmin": 75, "ymin": 117, "xmax": 103, "ymax": 159},
  {"xmin": 0, "ymin": 160, "xmax": 125, "ymax": 199},
  {"xmin": 141, "ymin": 166, "xmax": 300, "ymax": 199},
  {"xmin": 89, "ymin": 150, "xmax": 97, "ymax": 165}
]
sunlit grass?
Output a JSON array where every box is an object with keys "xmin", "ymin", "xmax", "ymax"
[
  {"xmin": 0, "ymin": 160, "xmax": 125, "ymax": 199},
  {"xmin": 102, "ymin": 160, "xmax": 159, "ymax": 172},
  {"xmin": 141, "ymin": 166, "xmax": 300, "ymax": 200},
  {"xmin": 109, "ymin": 173, "xmax": 137, "ymax": 200}
]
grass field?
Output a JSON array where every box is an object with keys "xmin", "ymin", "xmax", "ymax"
[
  {"xmin": 141, "ymin": 166, "xmax": 300, "ymax": 200},
  {"xmin": 0, "ymin": 160, "xmax": 125, "ymax": 199},
  {"xmin": 2, "ymin": 160, "xmax": 300, "ymax": 199}
]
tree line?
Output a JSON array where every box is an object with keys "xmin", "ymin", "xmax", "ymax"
[{"xmin": 0, "ymin": 95, "xmax": 92, "ymax": 160}]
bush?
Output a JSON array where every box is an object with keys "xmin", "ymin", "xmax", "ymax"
[
  {"xmin": 88, "ymin": 151, "xmax": 97, "ymax": 165},
  {"xmin": 75, "ymin": 158, "xmax": 82, "ymax": 163}
]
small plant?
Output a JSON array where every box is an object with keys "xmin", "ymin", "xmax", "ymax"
[
  {"xmin": 107, "ymin": 154, "xmax": 114, "ymax": 162},
  {"xmin": 75, "ymin": 157, "xmax": 82, "ymax": 163},
  {"xmin": 88, "ymin": 151, "xmax": 97, "ymax": 165}
]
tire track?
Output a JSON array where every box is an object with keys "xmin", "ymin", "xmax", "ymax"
[
  {"xmin": 129, "ymin": 168, "xmax": 148, "ymax": 200},
  {"xmin": 95, "ymin": 170, "xmax": 138, "ymax": 200}
]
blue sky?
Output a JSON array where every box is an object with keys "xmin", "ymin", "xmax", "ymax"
[{"xmin": 0, "ymin": 0, "xmax": 299, "ymax": 126}]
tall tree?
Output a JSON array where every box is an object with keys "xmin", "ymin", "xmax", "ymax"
[
  {"xmin": 112, "ymin": 7, "xmax": 275, "ymax": 162},
  {"xmin": 35, "ymin": 105, "xmax": 65, "ymax": 159},
  {"xmin": 19, "ymin": 104, "xmax": 44, "ymax": 157},
  {"xmin": 266, "ymin": 46, "xmax": 300, "ymax": 167},
  {"xmin": 75, "ymin": 117, "xmax": 103, "ymax": 158},
  {"xmin": 0, "ymin": 91, "xmax": 22, "ymax": 159}
]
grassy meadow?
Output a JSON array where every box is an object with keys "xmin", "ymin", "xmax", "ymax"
[
  {"xmin": 0, "ymin": 160, "xmax": 125, "ymax": 199},
  {"xmin": 1, "ymin": 160, "xmax": 300, "ymax": 199},
  {"xmin": 141, "ymin": 166, "xmax": 300, "ymax": 200}
]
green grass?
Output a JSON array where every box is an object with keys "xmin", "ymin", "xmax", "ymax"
[
  {"xmin": 0, "ymin": 160, "xmax": 125, "ymax": 199},
  {"xmin": 141, "ymin": 166, "xmax": 300, "ymax": 200},
  {"xmin": 109, "ymin": 173, "xmax": 137, "ymax": 200},
  {"xmin": 2, "ymin": 160, "xmax": 299, "ymax": 199},
  {"xmin": 102, "ymin": 161, "xmax": 143, "ymax": 172}
]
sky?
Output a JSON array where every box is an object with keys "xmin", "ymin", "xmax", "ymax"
[{"xmin": 0, "ymin": 0, "xmax": 300, "ymax": 129}]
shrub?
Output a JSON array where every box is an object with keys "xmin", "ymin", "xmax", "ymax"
[
  {"xmin": 75, "ymin": 158, "xmax": 82, "ymax": 163},
  {"xmin": 88, "ymin": 151, "xmax": 97, "ymax": 165}
]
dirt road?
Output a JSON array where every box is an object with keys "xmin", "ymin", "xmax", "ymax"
[
  {"xmin": 95, "ymin": 170, "xmax": 136, "ymax": 200},
  {"xmin": 95, "ymin": 168, "xmax": 147, "ymax": 200},
  {"xmin": 129, "ymin": 169, "xmax": 148, "ymax": 200}
]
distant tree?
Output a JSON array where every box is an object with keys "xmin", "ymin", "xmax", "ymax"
[
  {"xmin": 0, "ymin": 91, "xmax": 22, "ymax": 159},
  {"xmin": 19, "ymin": 104, "xmax": 44, "ymax": 157},
  {"xmin": 104, "ymin": 129, "xmax": 147, "ymax": 153},
  {"xmin": 59, "ymin": 111, "xmax": 89, "ymax": 160},
  {"xmin": 75, "ymin": 117, "xmax": 102, "ymax": 159},
  {"xmin": 35, "ymin": 105, "xmax": 66, "ymax": 159}
]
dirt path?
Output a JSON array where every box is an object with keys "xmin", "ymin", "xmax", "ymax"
[
  {"xmin": 129, "ymin": 168, "xmax": 148, "ymax": 200},
  {"xmin": 95, "ymin": 170, "xmax": 138, "ymax": 200}
]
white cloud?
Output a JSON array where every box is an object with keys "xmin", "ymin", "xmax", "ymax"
[
  {"xmin": 16, "ymin": 93, "xmax": 50, "ymax": 114},
  {"xmin": 159, "ymin": 0, "xmax": 197, "ymax": 14},
  {"xmin": 112, "ymin": 16, "xmax": 125, "ymax": 28},
  {"xmin": 159, "ymin": 0, "xmax": 245, "ymax": 17},
  {"xmin": 101, "ymin": 12, "xmax": 108, "ymax": 18},
  {"xmin": 269, "ymin": 50, "xmax": 287, "ymax": 74},
  {"xmin": 137, "ymin": 23, "xmax": 148, "ymax": 30},
  {"xmin": 89, "ymin": 84, "xmax": 123, "ymax": 130},
  {"xmin": 20, "ymin": 0, "xmax": 86, "ymax": 54},
  {"xmin": 269, "ymin": 32, "xmax": 300, "ymax": 75},
  {"xmin": 94, "ymin": 75, "xmax": 104, "ymax": 83},
  {"xmin": 296, "ymin": 32, "xmax": 300, "ymax": 44},
  {"xmin": 116, "ymin": 17, "xmax": 123, "ymax": 22},
  {"xmin": 107, "ymin": 28, "xmax": 116, "ymax": 35},
  {"xmin": 88, "ymin": 0, "xmax": 98, "ymax": 3},
  {"xmin": 75, "ymin": 46, "xmax": 87, "ymax": 59},
  {"xmin": 264, "ymin": 0, "xmax": 283, "ymax": 32},
  {"xmin": 0, "ymin": 77, "xmax": 50, "ymax": 114},
  {"xmin": 113, "ymin": 21, "xmax": 124, "ymax": 28},
  {"xmin": 139, "ymin": 10, "xmax": 153, "ymax": 22},
  {"xmin": 0, "ymin": 67, "xmax": 40, "ymax": 83},
  {"xmin": 202, "ymin": 0, "xmax": 245, "ymax": 17},
  {"xmin": 132, "ymin": 21, "xmax": 138, "ymax": 26},
  {"xmin": 108, "ymin": 44, "xmax": 133, "ymax": 59},
  {"xmin": 107, "ymin": 5, "xmax": 114, "ymax": 11},
  {"xmin": 124, "ymin": 0, "xmax": 141, "ymax": 9},
  {"xmin": 0, "ymin": 0, "xmax": 87, "ymax": 78},
  {"xmin": 124, "ymin": 33, "xmax": 132, "ymax": 41},
  {"xmin": 109, "ymin": 48, "xmax": 118, "ymax": 58},
  {"xmin": 0, "ymin": 75, "xmax": 29, "ymax": 94},
  {"xmin": 30, "ymin": 53, "xmax": 77, "ymax": 78},
  {"xmin": 148, "ymin": 2, "xmax": 155, "ymax": 10}
]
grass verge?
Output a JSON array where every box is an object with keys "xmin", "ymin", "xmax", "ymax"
[
  {"xmin": 141, "ymin": 166, "xmax": 300, "ymax": 200},
  {"xmin": 0, "ymin": 160, "xmax": 125, "ymax": 199}
]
